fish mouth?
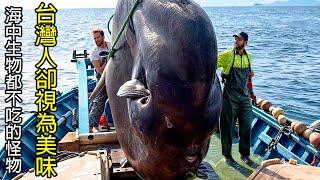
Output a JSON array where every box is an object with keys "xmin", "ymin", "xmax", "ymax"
[{"xmin": 185, "ymin": 156, "xmax": 197, "ymax": 163}]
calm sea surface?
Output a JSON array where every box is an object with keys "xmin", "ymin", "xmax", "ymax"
[{"xmin": 0, "ymin": 6, "xmax": 319, "ymax": 134}]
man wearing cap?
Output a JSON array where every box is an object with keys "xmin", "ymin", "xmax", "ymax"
[{"xmin": 217, "ymin": 31, "xmax": 254, "ymax": 165}]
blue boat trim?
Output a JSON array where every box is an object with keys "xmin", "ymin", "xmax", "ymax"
[
  {"xmin": 77, "ymin": 59, "xmax": 90, "ymax": 134},
  {"xmin": 0, "ymin": 80, "xmax": 96, "ymax": 180},
  {"xmin": 251, "ymin": 106, "xmax": 320, "ymax": 167}
]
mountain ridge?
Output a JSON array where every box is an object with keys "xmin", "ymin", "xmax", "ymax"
[{"xmin": 266, "ymin": 0, "xmax": 320, "ymax": 6}]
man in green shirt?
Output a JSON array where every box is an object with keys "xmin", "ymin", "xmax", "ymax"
[{"xmin": 217, "ymin": 32, "xmax": 254, "ymax": 165}]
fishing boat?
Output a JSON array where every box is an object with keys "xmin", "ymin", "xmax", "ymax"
[
  {"xmin": 0, "ymin": 80, "xmax": 97, "ymax": 180},
  {"xmin": 0, "ymin": 51, "xmax": 319, "ymax": 179},
  {"xmin": 251, "ymin": 106, "xmax": 320, "ymax": 167}
]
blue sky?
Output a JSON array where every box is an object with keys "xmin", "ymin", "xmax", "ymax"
[{"xmin": 0, "ymin": 0, "xmax": 318, "ymax": 9}]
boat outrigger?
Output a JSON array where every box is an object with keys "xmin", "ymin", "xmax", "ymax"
[{"xmin": 0, "ymin": 50, "xmax": 319, "ymax": 179}]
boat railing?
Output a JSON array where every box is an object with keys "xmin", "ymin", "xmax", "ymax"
[{"xmin": 71, "ymin": 50, "xmax": 95, "ymax": 134}]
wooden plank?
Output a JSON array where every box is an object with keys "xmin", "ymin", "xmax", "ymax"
[
  {"xmin": 58, "ymin": 132, "xmax": 80, "ymax": 152},
  {"xmin": 111, "ymin": 148, "xmax": 126, "ymax": 166},
  {"xmin": 79, "ymin": 131, "xmax": 118, "ymax": 145},
  {"xmin": 249, "ymin": 163, "xmax": 320, "ymax": 180}
]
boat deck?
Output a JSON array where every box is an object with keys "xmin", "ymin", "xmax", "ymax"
[
  {"xmin": 195, "ymin": 134, "xmax": 262, "ymax": 180},
  {"xmin": 16, "ymin": 133, "xmax": 262, "ymax": 180}
]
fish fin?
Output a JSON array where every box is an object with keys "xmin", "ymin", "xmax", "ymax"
[
  {"xmin": 117, "ymin": 79, "xmax": 150, "ymax": 99},
  {"xmin": 89, "ymin": 68, "xmax": 106, "ymax": 101}
]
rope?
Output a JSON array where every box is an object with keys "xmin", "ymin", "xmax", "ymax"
[
  {"xmin": 107, "ymin": 0, "xmax": 142, "ymax": 59},
  {"xmin": 266, "ymin": 126, "xmax": 292, "ymax": 151},
  {"xmin": 56, "ymin": 151, "xmax": 80, "ymax": 162},
  {"xmin": 311, "ymin": 152, "xmax": 320, "ymax": 166},
  {"xmin": 107, "ymin": 14, "xmax": 114, "ymax": 35}
]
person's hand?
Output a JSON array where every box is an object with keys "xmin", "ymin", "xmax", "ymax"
[
  {"xmin": 249, "ymin": 71, "xmax": 254, "ymax": 77},
  {"xmin": 251, "ymin": 94, "xmax": 257, "ymax": 105}
]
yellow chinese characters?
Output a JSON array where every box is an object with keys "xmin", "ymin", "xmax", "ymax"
[
  {"xmin": 34, "ymin": 2, "xmax": 58, "ymax": 178},
  {"xmin": 36, "ymin": 24, "xmax": 57, "ymax": 47},
  {"xmin": 35, "ymin": 68, "xmax": 57, "ymax": 89},
  {"xmin": 36, "ymin": 113, "xmax": 57, "ymax": 134},
  {"xmin": 36, "ymin": 47, "xmax": 57, "ymax": 68},
  {"xmin": 35, "ymin": 2, "xmax": 57, "ymax": 47},
  {"xmin": 36, "ymin": 135, "xmax": 57, "ymax": 156},
  {"xmin": 36, "ymin": 157, "xmax": 57, "ymax": 178}
]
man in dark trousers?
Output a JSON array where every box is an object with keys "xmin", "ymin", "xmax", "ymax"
[{"xmin": 218, "ymin": 31, "xmax": 254, "ymax": 165}]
